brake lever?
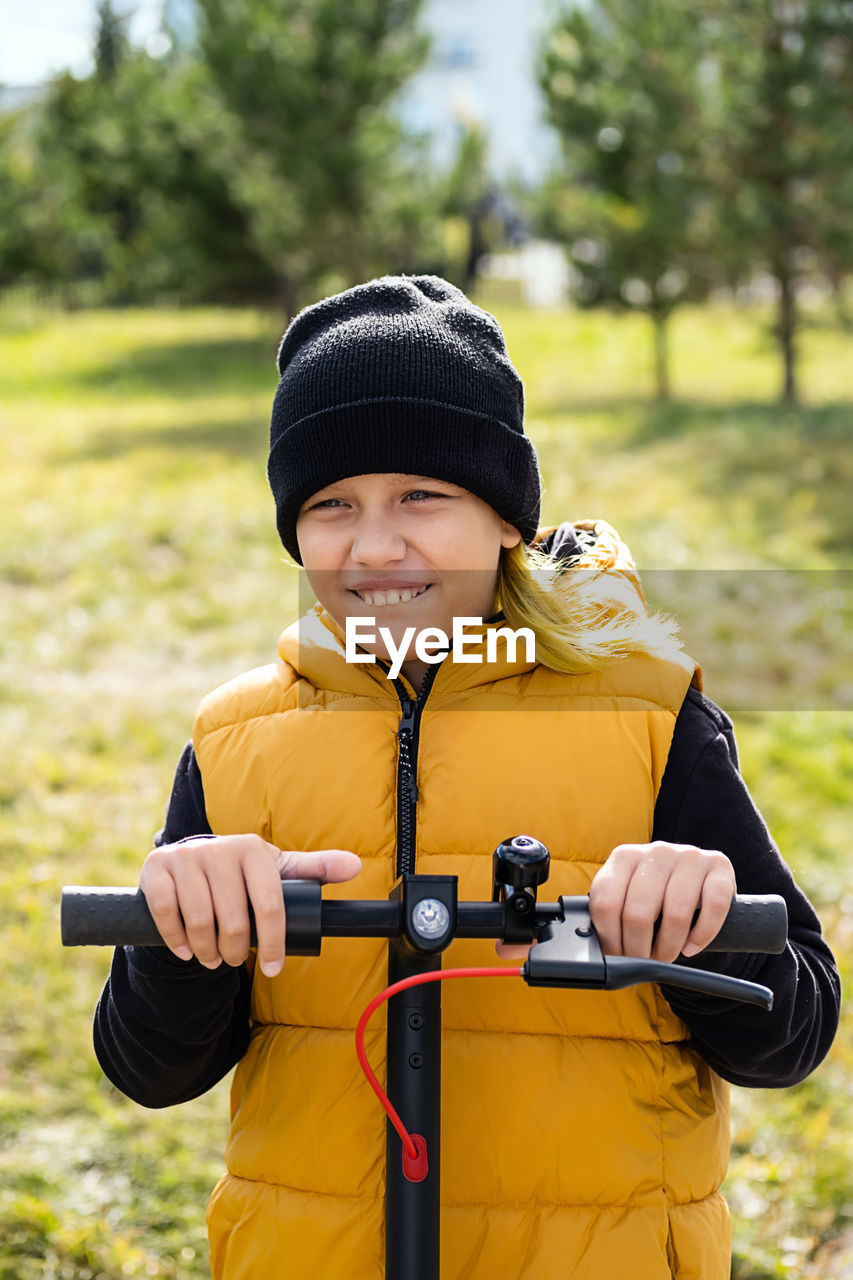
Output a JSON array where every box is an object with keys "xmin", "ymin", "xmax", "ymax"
[{"xmin": 522, "ymin": 896, "xmax": 774, "ymax": 1011}]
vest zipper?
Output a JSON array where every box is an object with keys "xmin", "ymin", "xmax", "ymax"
[{"xmin": 393, "ymin": 664, "xmax": 440, "ymax": 877}]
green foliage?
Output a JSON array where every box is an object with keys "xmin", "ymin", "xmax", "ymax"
[
  {"xmin": 538, "ymin": 0, "xmax": 713, "ymax": 397},
  {"xmin": 0, "ymin": 300, "xmax": 850, "ymax": 1278},
  {"xmin": 0, "ymin": 115, "xmax": 45, "ymax": 286},
  {"xmin": 94, "ymin": 0, "xmax": 131, "ymax": 83},
  {"xmin": 2, "ymin": 0, "xmax": 446, "ymax": 310},
  {"xmin": 30, "ymin": 50, "xmax": 273, "ymax": 305},
  {"xmin": 699, "ymin": 0, "xmax": 853, "ymax": 401},
  {"xmin": 437, "ymin": 124, "xmax": 515, "ymax": 290},
  {"xmin": 538, "ymin": 0, "xmax": 853, "ymax": 403},
  {"xmin": 192, "ymin": 0, "xmax": 443, "ymax": 312}
]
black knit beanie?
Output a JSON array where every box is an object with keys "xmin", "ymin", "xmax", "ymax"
[{"xmin": 267, "ymin": 274, "xmax": 541, "ymax": 563}]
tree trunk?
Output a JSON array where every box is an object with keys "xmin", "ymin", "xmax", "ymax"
[
  {"xmin": 464, "ymin": 200, "xmax": 488, "ymax": 292},
  {"xmin": 829, "ymin": 265, "xmax": 851, "ymax": 329},
  {"xmin": 277, "ymin": 271, "xmax": 299, "ymax": 326},
  {"xmin": 652, "ymin": 311, "xmax": 670, "ymax": 401},
  {"xmin": 777, "ymin": 270, "xmax": 797, "ymax": 403}
]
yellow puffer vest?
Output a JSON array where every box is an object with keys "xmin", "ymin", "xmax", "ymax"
[{"xmin": 194, "ymin": 522, "xmax": 729, "ymax": 1280}]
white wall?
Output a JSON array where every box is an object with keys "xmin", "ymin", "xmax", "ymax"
[{"xmin": 399, "ymin": 0, "xmax": 560, "ymax": 184}]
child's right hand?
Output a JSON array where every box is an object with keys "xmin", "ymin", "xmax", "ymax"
[{"xmin": 139, "ymin": 835, "xmax": 361, "ymax": 977}]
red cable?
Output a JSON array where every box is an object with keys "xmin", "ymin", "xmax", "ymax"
[{"xmin": 355, "ymin": 966, "xmax": 522, "ymax": 1161}]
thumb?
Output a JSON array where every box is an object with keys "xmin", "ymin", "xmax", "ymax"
[
  {"xmin": 494, "ymin": 939, "xmax": 533, "ymax": 962},
  {"xmin": 274, "ymin": 848, "xmax": 362, "ymax": 883}
]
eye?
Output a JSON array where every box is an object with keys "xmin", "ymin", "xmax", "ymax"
[
  {"xmin": 403, "ymin": 489, "xmax": 447, "ymax": 503},
  {"xmin": 309, "ymin": 497, "xmax": 347, "ymax": 509}
]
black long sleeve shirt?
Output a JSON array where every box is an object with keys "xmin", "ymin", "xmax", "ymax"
[{"xmin": 93, "ymin": 685, "xmax": 840, "ymax": 1108}]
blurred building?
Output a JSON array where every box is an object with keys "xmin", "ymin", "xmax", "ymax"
[
  {"xmin": 398, "ymin": 0, "xmax": 559, "ymax": 185},
  {"xmin": 162, "ymin": 0, "xmax": 197, "ymax": 51}
]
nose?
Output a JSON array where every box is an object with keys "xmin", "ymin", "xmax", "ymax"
[{"xmin": 350, "ymin": 511, "xmax": 407, "ymax": 565}]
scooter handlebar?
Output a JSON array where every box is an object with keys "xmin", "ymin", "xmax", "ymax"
[{"xmin": 60, "ymin": 882, "xmax": 788, "ymax": 955}]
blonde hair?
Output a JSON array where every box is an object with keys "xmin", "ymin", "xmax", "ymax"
[{"xmin": 495, "ymin": 539, "xmax": 684, "ymax": 675}]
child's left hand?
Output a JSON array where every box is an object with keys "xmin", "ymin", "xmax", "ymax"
[
  {"xmin": 495, "ymin": 841, "xmax": 736, "ymax": 964},
  {"xmin": 589, "ymin": 841, "xmax": 737, "ymax": 963}
]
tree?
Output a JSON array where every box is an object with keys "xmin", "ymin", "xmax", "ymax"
[
  {"xmin": 33, "ymin": 39, "xmax": 273, "ymax": 303},
  {"xmin": 538, "ymin": 0, "xmax": 712, "ymax": 400},
  {"xmin": 438, "ymin": 123, "xmax": 525, "ymax": 291},
  {"xmin": 94, "ymin": 0, "xmax": 130, "ymax": 83},
  {"xmin": 702, "ymin": 0, "xmax": 853, "ymax": 401},
  {"xmin": 0, "ymin": 4, "xmax": 138, "ymax": 298},
  {"xmin": 0, "ymin": 113, "xmax": 43, "ymax": 288},
  {"xmin": 6, "ymin": 0, "xmax": 455, "ymax": 309},
  {"xmin": 193, "ymin": 0, "xmax": 441, "ymax": 316}
]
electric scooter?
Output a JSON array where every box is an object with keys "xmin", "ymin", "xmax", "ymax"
[{"xmin": 61, "ymin": 835, "xmax": 788, "ymax": 1280}]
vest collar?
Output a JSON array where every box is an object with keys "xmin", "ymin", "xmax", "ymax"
[{"xmin": 278, "ymin": 602, "xmax": 538, "ymax": 698}]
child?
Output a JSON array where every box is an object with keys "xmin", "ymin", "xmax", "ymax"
[{"xmin": 94, "ymin": 275, "xmax": 839, "ymax": 1280}]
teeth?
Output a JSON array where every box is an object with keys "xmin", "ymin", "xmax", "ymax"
[{"xmin": 354, "ymin": 585, "xmax": 429, "ymax": 607}]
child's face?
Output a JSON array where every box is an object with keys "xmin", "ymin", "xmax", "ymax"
[{"xmin": 296, "ymin": 473, "xmax": 521, "ymax": 686}]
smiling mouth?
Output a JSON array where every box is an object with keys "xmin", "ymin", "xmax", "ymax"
[{"xmin": 349, "ymin": 584, "xmax": 432, "ymax": 608}]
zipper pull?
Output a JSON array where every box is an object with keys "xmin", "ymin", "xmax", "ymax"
[{"xmin": 398, "ymin": 699, "xmax": 417, "ymax": 740}]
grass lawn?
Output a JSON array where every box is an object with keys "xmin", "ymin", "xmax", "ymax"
[{"xmin": 0, "ymin": 296, "xmax": 850, "ymax": 1278}]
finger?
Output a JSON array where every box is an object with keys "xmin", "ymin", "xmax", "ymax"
[
  {"xmin": 274, "ymin": 849, "xmax": 362, "ymax": 884},
  {"xmin": 620, "ymin": 859, "xmax": 674, "ymax": 959},
  {"xmin": 494, "ymin": 940, "xmax": 532, "ymax": 961},
  {"xmin": 682, "ymin": 861, "xmax": 736, "ymax": 956},
  {"xmin": 589, "ymin": 847, "xmax": 641, "ymax": 956},
  {"xmin": 653, "ymin": 860, "xmax": 704, "ymax": 963},
  {"xmin": 243, "ymin": 852, "xmax": 288, "ymax": 978},
  {"xmin": 206, "ymin": 862, "xmax": 253, "ymax": 969},
  {"xmin": 171, "ymin": 858, "xmax": 221, "ymax": 969},
  {"xmin": 140, "ymin": 862, "xmax": 193, "ymax": 961}
]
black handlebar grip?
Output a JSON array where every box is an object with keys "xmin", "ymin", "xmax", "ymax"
[
  {"xmin": 61, "ymin": 882, "xmax": 324, "ymax": 954},
  {"xmin": 703, "ymin": 894, "xmax": 788, "ymax": 953},
  {"xmin": 61, "ymin": 886, "xmax": 159, "ymax": 947}
]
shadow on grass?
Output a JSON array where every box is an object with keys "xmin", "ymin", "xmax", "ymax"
[
  {"xmin": 540, "ymin": 395, "xmax": 853, "ymax": 555},
  {"xmin": 49, "ymin": 334, "xmax": 277, "ymax": 463},
  {"xmin": 626, "ymin": 396, "xmax": 852, "ymax": 447},
  {"xmin": 539, "ymin": 393, "xmax": 853, "ymax": 442},
  {"xmin": 55, "ymin": 416, "xmax": 269, "ymax": 464},
  {"xmin": 66, "ymin": 336, "xmax": 276, "ymax": 397}
]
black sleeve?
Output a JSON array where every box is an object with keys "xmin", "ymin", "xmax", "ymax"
[
  {"xmin": 93, "ymin": 742, "xmax": 253, "ymax": 1108},
  {"xmin": 651, "ymin": 688, "xmax": 841, "ymax": 1088},
  {"xmin": 152, "ymin": 739, "xmax": 213, "ymax": 848}
]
